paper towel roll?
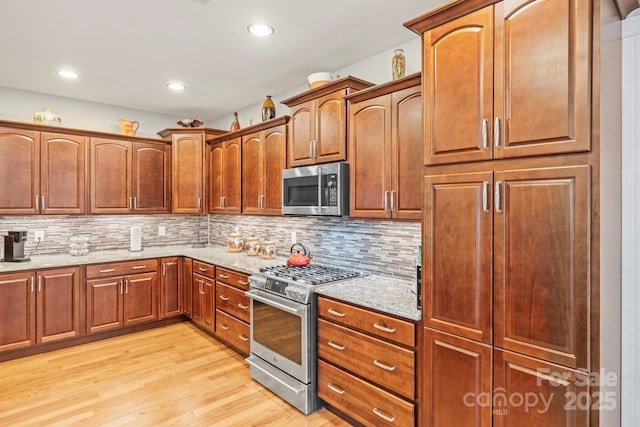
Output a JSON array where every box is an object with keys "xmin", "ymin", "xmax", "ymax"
[{"xmin": 130, "ymin": 226, "xmax": 142, "ymax": 252}]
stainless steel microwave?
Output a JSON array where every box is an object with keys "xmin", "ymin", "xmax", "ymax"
[{"xmin": 281, "ymin": 162, "xmax": 349, "ymax": 216}]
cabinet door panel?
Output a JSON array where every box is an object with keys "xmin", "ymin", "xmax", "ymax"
[
  {"xmin": 124, "ymin": 272, "xmax": 158, "ymax": 326},
  {"xmin": 160, "ymin": 257, "xmax": 181, "ymax": 318},
  {"xmin": 424, "ymin": 172, "xmax": 493, "ymax": 343},
  {"xmin": 37, "ymin": 267, "xmax": 81, "ymax": 343},
  {"xmin": 288, "ymin": 103, "xmax": 314, "ymax": 167},
  {"xmin": 424, "ymin": 7, "xmax": 494, "ymax": 165},
  {"xmin": 86, "ymin": 277, "xmax": 123, "ymax": 334},
  {"xmin": 41, "ymin": 133, "xmax": 86, "ymax": 214},
  {"xmin": 0, "ymin": 272, "xmax": 35, "ymax": 351},
  {"xmin": 349, "ymin": 96, "xmax": 392, "ymax": 218},
  {"xmin": 262, "ymin": 126, "xmax": 286, "ymax": 214},
  {"xmin": 209, "ymin": 142, "xmax": 224, "ymax": 212},
  {"xmin": 172, "ymin": 134, "xmax": 203, "ymax": 213},
  {"xmin": 422, "ymin": 328, "xmax": 492, "ymax": 427},
  {"xmin": 182, "ymin": 258, "xmax": 193, "ymax": 318},
  {"xmin": 316, "ymin": 92, "xmax": 346, "ymax": 162},
  {"xmin": 223, "ymin": 138, "xmax": 242, "ymax": 212},
  {"xmin": 392, "ymin": 86, "xmax": 423, "ymax": 219},
  {"xmin": 133, "ymin": 142, "xmax": 170, "ymax": 213},
  {"xmin": 494, "ymin": 0, "xmax": 591, "ymax": 157},
  {"xmin": 90, "ymin": 138, "xmax": 131, "ymax": 213},
  {"xmin": 494, "ymin": 166, "xmax": 590, "ymax": 368},
  {"xmin": 201, "ymin": 276, "xmax": 215, "ymax": 333},
  {"xmin": 493, "ymin": 349, "xmax": 588, "ymax": 426},
  {"xmin": 242, "ymin": 133, "xmax": 263, "ymax": 214},
  {"xmin": 0, "ymin": 127, "xmax": 39, "ymax": 214}
]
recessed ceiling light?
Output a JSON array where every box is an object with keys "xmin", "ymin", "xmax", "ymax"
[
  {"xmin": 247, "ymin": 23, "xmax": 274, "ymax": 37},
  {"xmin": 167, "ymin": 83, "xmax": 186, "ymax": 91},
  {"xmin": 57, "ymin": 70, "xmax": 79, "ymax": 79}
]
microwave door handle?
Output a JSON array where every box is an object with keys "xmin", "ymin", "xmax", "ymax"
[{"xmin": 317, "ymin": 167, "xmax": 323, "ymax": 209}]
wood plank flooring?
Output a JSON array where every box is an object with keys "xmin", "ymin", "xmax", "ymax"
[{"xmin": 0, "ymin": 322, "xmax": 352, "ymax": 426}]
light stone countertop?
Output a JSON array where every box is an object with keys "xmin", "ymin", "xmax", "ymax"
[
  {"xmin": 315, "ymin": 274, "xmax": 421, "ymax": 321},
  {"xmin": 0, "ymin": 245, "xmax": 285, "ymax": 275}
]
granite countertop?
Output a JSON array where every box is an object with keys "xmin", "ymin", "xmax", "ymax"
[
  {"xmin": 315, "ymin": 274, "xmax": 421, "ymax": 321},
  {"xmin": 0, "ymin": 245, "xmax": 285, "ymax": 275}
]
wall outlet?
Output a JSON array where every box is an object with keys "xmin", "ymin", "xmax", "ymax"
[
  {"xmin": 34, "ymin": 230, "xmax": 45, "ymax": 242},
  {"xmin": 158, "ymin": 226, "xmax": 166, "ymax": 236},
  {"xmin": 291, "ymin": 231, "xmax": 297, "ymax": 245}
]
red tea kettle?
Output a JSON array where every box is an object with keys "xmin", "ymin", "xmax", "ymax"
[{"xmin": 287, "ymin": 243, "xmax": 312, "ymax": 267}]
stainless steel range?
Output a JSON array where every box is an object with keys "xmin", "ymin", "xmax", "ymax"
[{"xmin": 246, "ymin": 264, "xmax": 362, "ymax": 414}]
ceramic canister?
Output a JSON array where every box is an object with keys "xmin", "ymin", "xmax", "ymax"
[
  {"xmin": 227, "ymin": 233, "xmax": 244, "ymax": 252},
  {"xmin": 244, "ymin": 236, "xmax": 261, "ymax": 256},
  {"xmin": 260, "ymin": 241, "xmax": 277, "ymax": 259}
]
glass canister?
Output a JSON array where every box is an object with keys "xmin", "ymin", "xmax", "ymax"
[
  {"xmin": 244, "ymin": 236, "xmax": 261, "ymax": 256},
  {"xmin": 227, "ymin": 231, "xmax": 244, "ymax": 252},
  {"xmin": 260, "ymin": 241, "xmax": 277, "ymax": 259},
  {"xmin": 69, "ymin": 235, "xmax": 89, "ymax": 256}
]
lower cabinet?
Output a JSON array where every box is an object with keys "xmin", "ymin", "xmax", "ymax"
[
  {"xmin": 214, "ymin": 267, "xmax": 250, "ymax": 355},
  {"xmin": 182, "ymin": 257, "xmax": 193, "ymax": 318},
  {"xmin": 191, "ymin": 260, "xmax": 215, "ymax": 333},
  {"xmin": 0, "ymin": 267, "xmax": 81, "ymax": 352},
  {"xmin": 317, "ymin": 296, "xmax": 416, "ymax": 426},
  {"xmin": 86, "ymin": 260, "xmax": 158, "ymax": 334},
  {"xmin": 159, "ymin": 257, "xmax": 182, "ymax": 318}
]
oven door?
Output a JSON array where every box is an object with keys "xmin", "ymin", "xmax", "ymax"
[{"xmin": 247, "ymin": 289, "xmax": 310, "ymax": 384}]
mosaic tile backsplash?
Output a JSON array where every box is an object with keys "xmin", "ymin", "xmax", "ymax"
[{"xmin": 1, "ymin": 214, "xmax": 421, "ymax": 280}]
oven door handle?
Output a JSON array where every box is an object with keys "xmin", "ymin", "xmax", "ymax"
[{"xmin": 246, "ymin": 290, "xmax": 304, "ymax": 316}]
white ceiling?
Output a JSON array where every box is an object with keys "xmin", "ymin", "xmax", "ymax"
[{"xmin": 0, "ymin": 0, "xmax": 438, "ymax": 121}]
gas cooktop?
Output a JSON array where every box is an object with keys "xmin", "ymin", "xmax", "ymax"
[{"xmin": 259, "ymin": 264, "xmax": 362, "ymax": 285}]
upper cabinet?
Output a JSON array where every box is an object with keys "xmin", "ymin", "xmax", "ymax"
[
  {"xmin": 90, "ymin": 138, "xmax": 170, "ymax": 214},
  {"xmin": 208, "ymin": 136, "xmax": 241, "ymax": 214},
  {"xmin": 158, "ymin": 128, "xmax": 225, "ymax": 214},
  {"xmin": 346, "ymin": 73, "xmax": 423, "ymax": 220},
  {"xmin": 0, "ymin": 125, "xmax": 87, "ymax": 215},
  {"xmin": 241, "ymin": 117, "xmax": 289, "ymax": 215},
  {"xmin": 415, "ymin": 0, "xmax": 591, "ymax": 165},
  {"xmin": 282, "ymin": 76, "xmax": 373, "ymax": 167}
]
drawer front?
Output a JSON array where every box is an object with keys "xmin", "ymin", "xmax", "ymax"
[
  {"xmin": 318, "ymin": 318, "xmax": 415, "ymax": 399},
  {"xmin": 215, "ymin": 282, "xmax": 250, "ymax": 323},
  {"xmin": 86, "ymin": 259, "xmax": 158, "ymax": 279},
  {"xmin": 215, "ymin": 309, "xmax": 250, "ymax": 355},
  {"xmin": 216, "ymin": 267, "xmax": 250, "ymax": 290},
  {"xmin": 318, "ymin": 359, "xmax": 414, "ymax": 427},
  {"xmin": 318, "ymin": 297, "xmax": 415, "ymax": 347},
  {"xmin": 192, "ymin": 260, "xmax": 215, "ymax": 279}
]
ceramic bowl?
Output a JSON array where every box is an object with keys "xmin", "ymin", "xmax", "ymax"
[{"xmin": 307, "ymin": 72, "xmax": 337, "ymax": 89}]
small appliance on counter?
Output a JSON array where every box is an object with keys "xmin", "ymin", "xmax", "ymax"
[{"xmin": 3, "ymin": 231, "xmax": 30, "ymax": 262}]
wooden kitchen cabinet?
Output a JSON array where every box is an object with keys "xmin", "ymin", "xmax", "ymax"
[
  {"xmin": 182, "ymin": 257, "xmax": 193, "ymax": 318},
  {"xmin": 191, "ymin": 260, "xmax": 215, "ymax": 333},
  {"xmin": 0, "ymin": 267, "xmax": 81, "ymax": 353},
  {"xmin": 0, "ymin": 126, "xmax": 86, "ymax": 215},
  {"xmin": 208, "ymin": 136, "xmax": 241, "ymax": 213},
  {"xmin": 86, "ymin": 260, "xmax": 158, "ymax": 334},
  {"xmin": 157, "ymin": 128, "xmax": 225, "ymax": 214},
  {"xmin": 282, "ymin": 77, "xmax": 373, "ymax": 167},
  {"xmin": 242, "ymin": 118, "xmax": 288, "ymax": 215},
  {"xmin": 90, "ymin": 138, "xmax": 170, "ymax": 214},
  {"xmin": 317, "ymin": 296, "xmax": 416, "ymax": 425},
  {"xmin": 159, "ymin": 257, "xmax": 182, "ymax": 318},
  {"xmin": 418, "ymin": 0, "xmax": 591, "ymax": 165},
  {"xmin": 346, "ymin": 74, "xmax": 422, "ymax": 220},
  {"xmin": 214, "ymin": 267, "xmax": 250, "ymax": 355}
]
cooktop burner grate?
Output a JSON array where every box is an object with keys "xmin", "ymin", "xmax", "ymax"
[{"xmin": 259, "ymin": 264, "xmax": 361, "ymax": 285}]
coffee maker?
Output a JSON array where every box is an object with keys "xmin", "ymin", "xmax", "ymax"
[{"xmin": 3, "ymin": 231, "xmax": 30, "ymax": 262}]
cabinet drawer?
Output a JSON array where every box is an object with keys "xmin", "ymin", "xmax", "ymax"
[
  {"xmin": 192, "ymin": 260, "xmax": 215, "ymax": 279},
  {"xmin": 318, "ymin": 318, "xmax": 414, "ymax": 399},
  {"xmin": 318, "ymin": 297, "xmax": 415, "ymax": 347},
  {"xmin": 215, "ymin": 267, "xmax": 250, "ymax": 290},
  {"xmin": 318, "ymin": 359, "xmax": 414, "ymax": 427},
  {"xmin": 215, "ymin": 309, "xmax": 250, "ymax": 355},
  {"xmin": 216, "ymin": 282, "xmax": 250, "ymax": 323},
  {"xmin": 86, "ymin": 259, "xmax": 158, "ymax": 279}
]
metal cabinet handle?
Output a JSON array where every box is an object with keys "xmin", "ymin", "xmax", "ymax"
[
  {"xmin": 495, "ymin": 181, "xmax": 503, "ymax": 214},
  {"xmin": 119, "ymin": 281, "xmax": 123, "ymax": 295},
  {"xmin": 482, "ymin": 118, "xmax": 489, "ymax": 150},
  {"xmin": 31, "ymin": 277, "xmax": 35, "ymax": 293},
  {"xmin": 220, "ymin": 323, "xmax": 229, "ymax": 330},
  {"xmin": 494, "ymin": 117, "xmax": 501, "ymax": 149},
  {"xmin": 373, "ymin": 359, "xmax": 397, "ymax": 372},
  {"xmin": 35, "ymin": 195, "xmax": 39, "ymax": 211},
  {"xmin": 237, "ymin": 303, "xmax": 249, "ymax": 310},
  {"xmin": 220, "ymin": 196, "xmax": 225, "ymax": 209},
  {"xmin": 133, "ymin": 197, "xmax": 137, "ymax": 210},
  {"xmin": 238, "ymin": 280, "xmax": 249, "ymax": 285},
  {"xmin": 125, "ymin": 280, "xmax": 129, "ymax": 294},
  {"xmin": 38, "ymin": 276, "xmax": 42, "ymax": 292},
  {"xmin": 383, "ymin": 191, "xmax": 389, "ymax": 211},
  {"xmin": 390, "ymin": 190, "xmax": 395, "ymax": 213},
  {"xmin": 238, "ymin": 334, "xmax": 249, "ymax": 342},
  {"xmin": 327, "ymin": 340, "xmax": 346, "ymax": 351},
  {"xmin": 219, "ymin": 295, "xmax": 230, "ymax": 301},
  {"xmin": 373, "ymin": 408, "xmax": 396, "ymax": 423},
  {"xmin": 162, "ymin": 263, "xmax": 166, "ymax": 276},
  {"xmin": 373, "ymin": 322, "xmax": 396, "ymax": 334},
  {"xmin": 327, "ymin": 383, "xmax": 346, "ymax": 395},
  {"xmin": 41, "ymin": 195, "xmax": 45, "ymax": 211},
  {"xmin": 219, "ymin": 273, "xmax": 229, "ymax": 279},
  {"xmin": 198, "ymin": 267, "xmax": 208, "ymax": 272},
  {"xmin": 482, "ymin": 181, "xmax": 490, "ymax": 213},
  {"xmin": 309, "ymin": 140, "xmax": 314, "ymax": 158},
  {"xmin": 99, "ymin": 268, "xmax": 116, "ymax": 273},
  {"xmin": 327, "ymin": 308, "xmax": 346, "ymax": 317},
  {"xmin": 128, "ymin": 197, "xmax": 132, "ymax": 210},
  {"xmin": 131, "ymin": 265, "xmax": 146, "ymax": 270}
]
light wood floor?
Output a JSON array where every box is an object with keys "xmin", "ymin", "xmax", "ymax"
[{"xmin": 0, "ymin": 322, "xmax": 352, "ymax": 426}]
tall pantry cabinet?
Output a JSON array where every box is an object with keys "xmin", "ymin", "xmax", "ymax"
[{"xmin": 405, "ymin": 0, "xmax": 598, "ymax": 425}]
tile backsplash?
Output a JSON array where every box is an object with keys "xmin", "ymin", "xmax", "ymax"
[{"xmin": 2, "ymin": 214, "xmax": 421, "ymax": 280}]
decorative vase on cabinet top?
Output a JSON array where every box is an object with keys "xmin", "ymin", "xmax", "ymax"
[
  {"xmin": 230, "ymin": 112, "xmax": 240, "ymax": 131},
  {"xmin": 262, "ymin": 95, "xmax": 276, "ymax": 121},
  {"xmin": 392, "ymin": 49, "xmax": 405, "ymax": 80},
  {"xmin": 118, "ymin": 118, "xmax": 139, "ymax": 136}
]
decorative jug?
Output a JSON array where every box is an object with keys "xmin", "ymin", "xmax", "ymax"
[{"xmin": 119, "ymin": 119, "xmax": 139, "ymax": 136}]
